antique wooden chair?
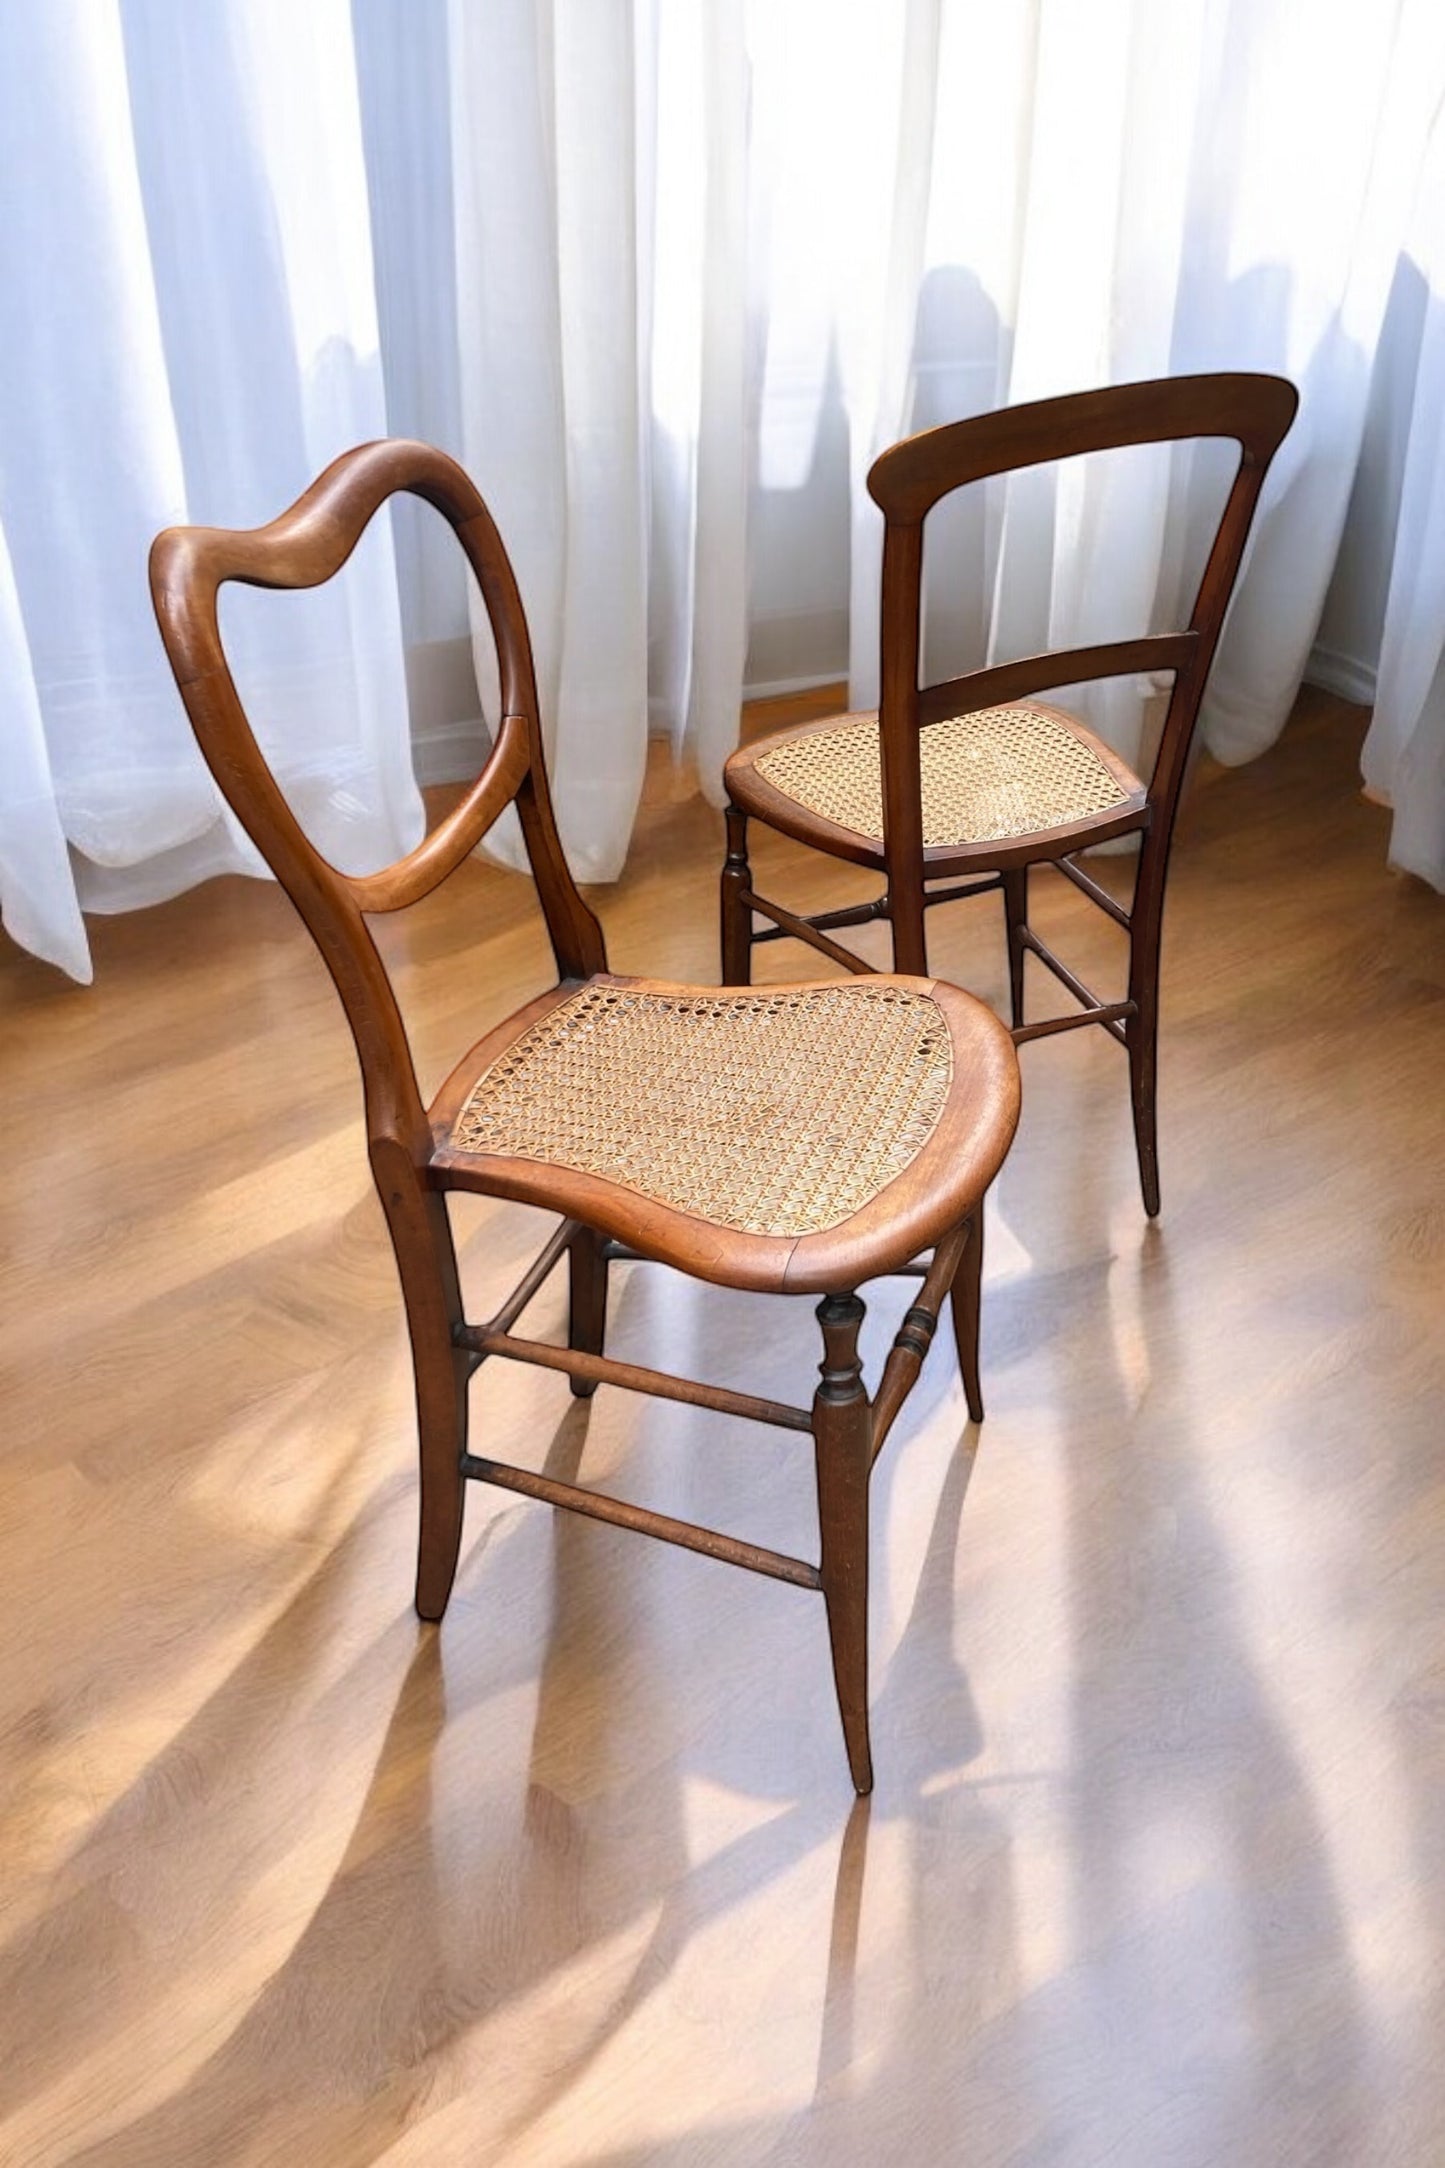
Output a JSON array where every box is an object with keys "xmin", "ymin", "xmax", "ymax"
[
  {"xmin": 149, "ymin": 440, "xmax": 1020, "ymax": 1792},
  {"xmin": 721, "ymin": 374, "xmax": 1296, "ymax": 1215}
]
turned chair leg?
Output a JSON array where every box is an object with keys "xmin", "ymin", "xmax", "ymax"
[
  {"xmin": 813, "ymin": 1292, "xmax": 874, "ymax": 1795},
  {"xmin": 1002, "ymin": 866, "xmax": 1029, "ymax": 1031},
  {"xmin": 948, "ymin": 1209, "xmax": 986, "ymax": 1424},
  {"xmin": 567, "ymin": 1224, "xmax": 610, "ymax": 1396},
  {"xmin": 374, "ymin": 1145, "xmax": 470, "ymax": 1622},
  {"xmin": 721, "ymin": 803, "xmax": 754, "ymax": 986}
]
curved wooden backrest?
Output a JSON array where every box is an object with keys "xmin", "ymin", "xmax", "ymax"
[
  {"xmin": 150, "ymin": 439, "xmax": 605, "ymax": 1161},
  {"xmin": 865, "ymin": 373, "xmax": 1298, "ymax": 860},
  {"xmin": 868, "ymin": 373, "xmax": 1296, "ymax": 521}
]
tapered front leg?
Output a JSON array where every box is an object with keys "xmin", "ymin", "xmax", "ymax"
[
  {"xmin": 1127, "ymin": 842, "xmax": 1166, "ymax": 1218},
  {"xmin": 1128, "ymin": 979, "xmax": 1161, "ymax": 1218},
  {"xmin": 721, "ymin": 803, "xmax": 754, "ymax": 986},
  {"xmin": 1002, "ymin": 866, "xmax": 1029, "ymax": 1031},
  {"xmin": 567, "ymin": 1223, "xmax": 610, "ymax": 1397},
  {"xmin": 949, "ymin": 1209, "xmax": 985, "ymax": 1424},
  {"xmin": 813, "ymin": 1292, "xmax": 874, "ymax": 1794},
  {"xmin": 372, "ymin": 1141, "xmax": 469, "ymax": 1622}
]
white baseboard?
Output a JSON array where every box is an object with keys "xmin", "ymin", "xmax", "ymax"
[
  {"xmin": 411, "ymin": 715, "xmax": 491, "ymax": 789},
  {"xmin": 1306, "ymin": 644, "xmax": 1377, "ymax": 707},
  {"xmin": 411, "ymin": 646, "xmax": 1377, "ymax": 790},
  {"xmin": 413, "ymin": 690, "xmax": 845, "ymax": 786},
  {"xmin": 741, "ymin": 671, "xmax": 848, "ymax": 703}
]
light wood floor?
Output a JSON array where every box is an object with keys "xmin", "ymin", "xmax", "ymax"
[{"xmin": 3, "ymin": 688, "xmax": 1443, "ymax": 2165}]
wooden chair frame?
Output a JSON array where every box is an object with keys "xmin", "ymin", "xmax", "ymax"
[
  {"xmin": 721, "ymin": 373, "xmax": 1297, "ymax": 1214},
  {"xmin": 150, "ymin": 439, "xmax": 1020, "ymax": 1792}
]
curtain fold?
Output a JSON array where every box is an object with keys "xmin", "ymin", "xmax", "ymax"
[
  {"xmin": 824, "ymin": 0, "xmax": 1445, "ymax": 787},
  {"xmin": 446, "ymin": 0, "xmax": 752, "ymax": 867},
  {"xmin": 1362, "ymin": 88, "xmax": 1445, "ymax": 889},
  {"xmin": 447, "ymin": 0, "xmax": 650, "ymax": 881},
  {"xmin": 0, "ymin": 0, "xmax": 421, "ymax": 981},
  {"xmin": 4, "ymin": 0, "xmax": 1445, "ymax": 986}
]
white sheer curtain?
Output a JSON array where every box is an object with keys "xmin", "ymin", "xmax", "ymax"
[
  {"xmin": 1362, "ymin": 93, "xmax": 1445, "ymax": 890},
  {"xmin": 423, "ymin": 0, "xmax": 1445, "ymax": 867},
  {"xmin": 743, "ymin": 0, "xmax": 1445, "ymax": 786},
  {"xmin": 6, "ymin": 0, "xmax": 1445, "ymax": 986},
  {"xmin": 0, "ymin": 0, "xmax": 421, "ymax": 983},
  {"xmin": 446, "ymin": 0, "xmax": 750, "ymax": 879}
]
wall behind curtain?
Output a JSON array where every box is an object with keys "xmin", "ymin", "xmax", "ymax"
[{"xmin": 4, "ymin": 0, "xmax": 1445, "ymax": 985}]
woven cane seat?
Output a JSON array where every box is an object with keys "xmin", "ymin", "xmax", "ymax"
[
  {"xmin": 748, "ymin": 701, "xmax": 1137, "ymax": 850},
  {"xmin": 446, "ymin": 979, "xmax": 954, "ymax": 1237}
]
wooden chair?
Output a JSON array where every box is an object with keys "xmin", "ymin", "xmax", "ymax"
[
  {"xmin": 149, "ymin": 440, "xmax": 1020, "ymax": 1793},
  {"xmin": 721, "ymin": 374, "xmax": 1297, "ymax": 1216}
]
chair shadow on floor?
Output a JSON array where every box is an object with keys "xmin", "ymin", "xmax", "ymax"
[{"xmin": 49, "ymin": 1362, "xmax": 1007, "ymax": 2166}]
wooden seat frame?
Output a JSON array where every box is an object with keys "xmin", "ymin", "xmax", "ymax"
[
  {"xmin": 149, "ymin": 440, "xmax": 1020, "ymax": 1792},
  {"xmin": 721, "ymin": 373, "xmax": 1298, "ymax": 1215}
]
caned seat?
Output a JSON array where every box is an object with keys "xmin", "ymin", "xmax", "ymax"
[
  {"xmin": 150, "ymin": 438, "xmax": 1021, "ymax": 1794},
  {"xmin": 430, "ymin": 972, "xmax": 1014, "ymax": 1292},
  {"xmin": 741, "ymin": 699, "xmax": 1144, "ymax": 863},
  {"xmin": 721, "ymin": 374, "xmax": 1298, "ymax": 1216}
]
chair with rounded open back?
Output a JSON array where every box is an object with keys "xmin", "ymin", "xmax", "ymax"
[
  {"xmin": 150, "ymin": 440, "xmax": 1021, "ymax": 1793},
  {"xmin": 721, "ymin": 374, "xmax": 1297, "ymax": 1218}
]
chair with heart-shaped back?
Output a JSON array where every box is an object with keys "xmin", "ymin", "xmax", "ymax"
[{"xmin": 150, "ymin": 439, "xmax": 1021, "ymax": 1792}]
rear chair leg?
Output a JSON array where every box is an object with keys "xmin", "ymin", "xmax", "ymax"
[
  {"xmin": 888, "ymin": 878, "xmax": 929, "ymax": 978},
  {"xmin": 373, "ymin": 1143, "xmax": 469, "ymax": 1623},
  {"xmin": 1002, "ymin": 866, "xmax": 1029, "ymax": 1031},
  {"xmin": 949, "ymin": 1209, "xmax": 986, "ymax": 1424},
  {"xmin": 567, "ymin": 1224, "xmax": 610, "ymax": 1396},
  {"xmin": 813, "ymin": 1292, "xmax": 874, "ymax": 1795},
  {"xmin": 721, "ymin": 803, "xmax": 754, "ymax": 986},
  {"xmin": 1127, "ymin": 846, "xmax": 1165, "ymax": 1218},
  {"xmin": 1127, "ymin": 974, "xmax": 1161, "ymax": 1218}
]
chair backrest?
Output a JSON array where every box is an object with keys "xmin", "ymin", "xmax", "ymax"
[
  {"xmin": 150, "ymin": 439, "xmax": 605, "ymax": 1163},
  {"xmin": 866, "ymin": 372, "xmax": 1297, "ymax": 864}
]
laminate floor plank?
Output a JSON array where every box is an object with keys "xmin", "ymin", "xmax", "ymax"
[{"xmin": 2, "ymin": 689, "xmax": 1442, "ymax": 2165}]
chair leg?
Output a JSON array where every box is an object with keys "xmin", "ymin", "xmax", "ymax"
[
  {"xmin": 813, "ymin": 1292, "xmax": 874, "ymax": 1795},
  {"xmin": 888, "ymin": 878, "xmax": 929, "ymax": 979},
  {"xmin": 567, "ymin": 1224, "xmax": 610, "ymax": 1397},
  {"xmin": 1127, "ymin": 846, "xmax": 1165, "ymax": 1218},
  {"xmin": 372, "ymin": 1142, "xmax": 469, "ymax": 1622},
  {"xmin": 948, "ymin": 1209, "xmax": 986, "ymax": 1424},
  {"xmin": 1002, "ymin": 866, "xmax": 1029, "ymax": 1030},
  {"xmin": 1127, "ymin": 972, "xmax": 1162, "ymax": 1218},
  {"xmin": 721, "ymin": 803, "xmax": 754, "ymax": 985}
]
